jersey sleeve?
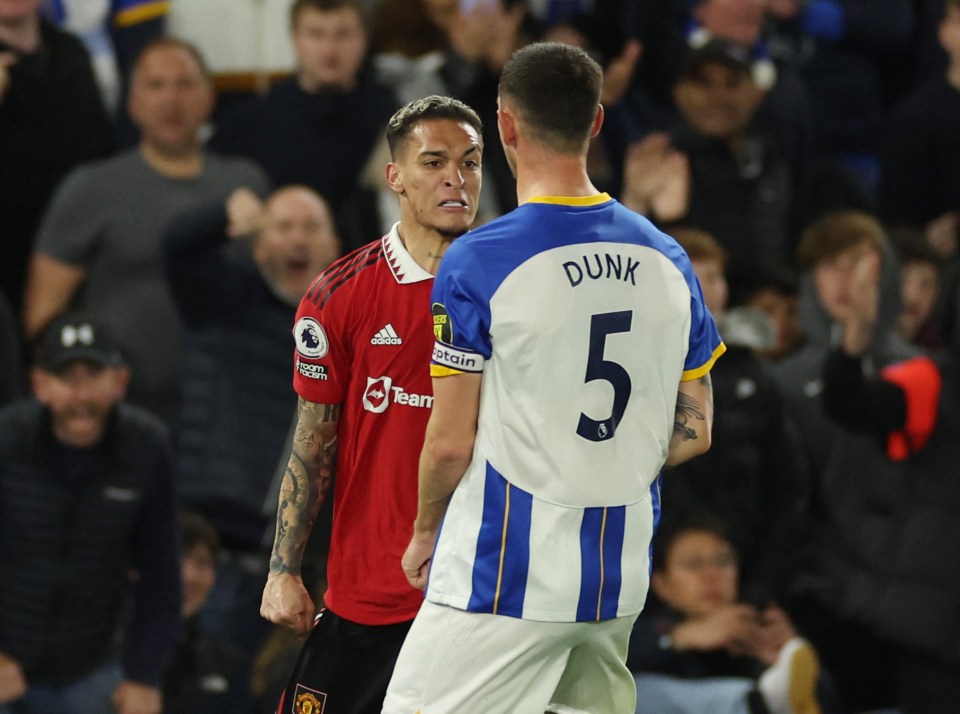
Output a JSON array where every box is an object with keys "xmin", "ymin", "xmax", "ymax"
[
  {"xmin": 430, "ymin": 241, "xmax": 491, "ymax": 377},
  {"xmin": 680, "ymin": 263, "xmax": 725, "ymax": 381},
  {"xmin": 291, "ymin": 287, "xmax": 349, "ymax": 405}
]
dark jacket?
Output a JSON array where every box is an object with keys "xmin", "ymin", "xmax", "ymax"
[
  {"xmin": 0, "ymin": 19, "xmax": 113, "ymax": 313},
  {"xmin": 208, "ymin": 74, "xmax": 396, "ymax": 214},
  {"xmin": 0, "ymin": 400, "xmax": 181, "ymax": 687},
  {"xmin": 162, "ymin": 202, "xmax": 300, "ymax": 549}
]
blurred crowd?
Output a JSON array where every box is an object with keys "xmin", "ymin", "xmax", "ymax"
[{"xmin": 1, "ymin": 0, "xmax": 960, "ymax": 712}]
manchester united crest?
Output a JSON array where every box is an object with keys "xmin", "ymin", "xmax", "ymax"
[{"xmin": 293, "ymin": 684, "xmax": 327, "ymax": 714}]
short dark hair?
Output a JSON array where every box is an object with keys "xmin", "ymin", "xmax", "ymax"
[
  {"xmin": 291, "ymin": 0, "xmax": 366, "ymax": 30},
  {"xmin": 796, "ymin": 210, "xmax": 887, "ymax": 268},
  {"xmin": 132, "ymin": 37, "xmax": 211, "ymax": 82},
  {"xmin": 889, "ymin": 227, "xmax": 944, "ymax": 271},
  {"xmin": 651, "ymin": 510, "xmax": 735, "ymax": 574},
  {"xmin": 498, "ymin": 42, "xmax": 603, "ymax": 154},
  {"xmin": 386, "ymin": 95, "xmax": 483, "ymax": 160},
  {"xmin": 181, "ymin": 510, "xmax": 220, "ymax": 557}
]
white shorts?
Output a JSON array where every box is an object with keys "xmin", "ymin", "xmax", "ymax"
[{"xmin": 382, "ymin": 600, "xmax": 638, "ymax": 714}]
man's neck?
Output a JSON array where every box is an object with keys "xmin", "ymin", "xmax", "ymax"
[
  {"xmin": 0, "ymin": 14, "xmax": 41, "ymax": 53},
  {"xmin": 139, "ymin": 142, "xmax": 204, "ymax": 179},
  {"xmin": 296, "ymin": 72, "xmax": 356, "ymax": 95},
  {"xmin": 515, "ymin": 150, "xmax": 598, "ymax": 205},
  {"xmin": 397, "ymin": 220, "xmax": 455, "ymax": 276}
]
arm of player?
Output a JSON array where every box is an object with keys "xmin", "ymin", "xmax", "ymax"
[
  {"xmin": 402, "ymin": 372, "xmax": 482, "ymax": 590},
  {"xmin": 260, "ymin": 397, "xmax": 339, "ymax": 636},
  {"xmin": 664, "ymin": 373, "xmax": 714, "ymax": 467}
]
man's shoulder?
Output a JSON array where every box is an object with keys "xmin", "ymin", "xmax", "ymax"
[
  {"xmin": 56, "ymin": 151, "xmax": 141, "ymax": 192},
  {"xmin": 0, "ymin": 399, "xmax": 44, "ymax": 450},
  {"xmin": 300, "ymin": 238, "xmax": 385, "ymax": 312},
  {"xmin": 112, "ymin": 403, "xmax": 172, "ymax": 449},
  {"xmin": 201, "ymin": 151, "xmax": 270, "ymax": 189}
]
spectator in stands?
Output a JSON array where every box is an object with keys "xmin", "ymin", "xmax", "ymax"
[
  {"xmin": 665, "ymin": 228, "xmax": 807, "ymax": 601},
  {"xmin": 621, "ymin": 0, "xmax": 813, "ymax": 190},
  {"xmin": 40, "ymin": 0, "xmax": 167, "ymax": 117},
  {"xmin": 766, "ymin": 0, "xmax": 915, "ymax": 188},
  {"xmin": 23, "ymin": 37, "xmax": 269, "ymax": 427},
  {"xmin": 163, "ymin": 511, "xmax": 252, "ymax": 714},
  {"xmin": 770, "ymin": 211, "xmax": 919, "ymax": 711},
  {"xmin": 879, "ymin": 0, "xmax": 960, "ymax": 259},
  {"xmin": 0, "ymin": 313, "xmax": 180, "ymax": 714},
  {"xmin": 0, "ymin": 0, "xmax": 113, "ymax": 317},
  {"xmin": 628, "ymin": 512, "xmax": 836, "ymax": 714},
  {"xmin": 162, "ymin": 184, "xmax": 339, "ymax": 660},
  {"xmin": 622, "ymin": 38, "xmax": 794, "ymax": 285},
  {"xmin": 890, "ymin": 228, "xmax": 946, "ymax": 351},
  {"xmin": 209, "ymin": 0, "xmax": 396, "ymax": 230},
  {"xmin": 803, "ymin": 222, "xmax": 960, "ymax": 712},
  {"xmin": 737, "ymin": 266, "xmax": 804, "ymax": 363}
]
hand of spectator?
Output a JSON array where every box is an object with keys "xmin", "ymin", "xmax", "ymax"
[
  {"xmin": 601, "ymin": 40, "xmax": 642, "ymax": 106},
  {"xmin": 401, "ymin": 531, "xmax": 437, "ymax": 590},
  {"xmin": 260, "ymin": 572, "xmax": 317, "ymax": 638},
  {"xmin": 840, "ymin": 249, "xmax": 880, "ymax": 356},
  {"xmin": 0, "ymin": 52, "xmax": 17, "ymax": 105},
  {"xmin": 622, "ymin": 133, "xmax": 689, "ymax": 222},
  {"xmin": 111, "ymin": 681, "xmax": 162, "ymax": 714},
  {"xmin": 0, "ymin": 651, "xmax": 26, "ymax": 704},
  {"xmin": 448, "ymin": 1, "xmax": 500, "ymax": 63},
  {"xmin": 926, "ymin": 211, "xmax": 960, "ymax": 260},
  {"xmin": 543, "ymin": 23, "xmax": 589, "ymax": 48},
  {"xmin": 671, "ymin": 604, "xmax": 761, "ymax": 656},
  {"xmin": 751, "ymin": 605, "xmax": 799, "ymax": 665},
  {"xmin": 226, "ymin": 187, "xmax": 265, "ymax": 239},
  {"xmin": 483, "ymin": 2, "xmax": 528, "ymax": 73}
]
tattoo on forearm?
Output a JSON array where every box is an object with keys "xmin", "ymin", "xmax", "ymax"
[
  {"xmin": 270, "ymin": 398, "xmax": 339, "ymax": 575},
  {"xmin": 673, "ymin": 391, "xmax": 706, "ymax": 442}
]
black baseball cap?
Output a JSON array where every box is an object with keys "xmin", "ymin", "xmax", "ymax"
[
  {"xmin": 680, "ymin": 37, "xmax": 753, "ymax": 79},
  {"xmin": 36, "ymin": 313, "xmax": 126, "ymax": 372}
]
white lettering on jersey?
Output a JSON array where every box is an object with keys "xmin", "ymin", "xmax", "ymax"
[
  {"xmin": 297, "ymin": 360, "xmax": 329, "ymax": 381},
  {"xmin": 371, "ymin": 323, "xmax": 403, "ymax": 345},
  {"xmin": 363, "ymin": 376, "xmax": 433, "ymax": 413}
]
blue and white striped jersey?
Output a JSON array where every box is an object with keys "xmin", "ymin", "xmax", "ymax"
[{"xmin": 426, "ymin": 194, "xmax": 724, "ymax": 623}]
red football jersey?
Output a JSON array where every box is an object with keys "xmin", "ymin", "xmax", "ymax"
[{"xmin": 292, "ymin": 226, "xmax": 434, "ymax": 625}]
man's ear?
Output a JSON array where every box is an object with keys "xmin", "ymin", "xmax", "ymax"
[
  {"xmin": 497, "ymin": 107, "xmax": 518, "ymax": 149},
  {"xmin": 385, "ymin": 162, "xmax": 404, "ymax": 196},
  {"xmin": 590, "ymin": 104, "xmax": 604, "ymax": 139}
]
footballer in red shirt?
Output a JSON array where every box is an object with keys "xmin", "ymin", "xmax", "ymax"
[{"xmin": 260, "ymin": 95, "xmax": 484, "ymax": 714}]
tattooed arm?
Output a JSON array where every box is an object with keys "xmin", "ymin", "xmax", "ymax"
[
  {"xmin": 665, "ymin": 373, "xmax": 714, "ymax": 467},
  {"xmin": 260, "ymin": 397, "xmax": 340, "ymax": 636}
]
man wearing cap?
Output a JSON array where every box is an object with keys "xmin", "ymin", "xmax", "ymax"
[
  {"xmin": 621, "ymin": 36, "xmax": 797, "ymax": 288},
  {"xmin": 0, "ymin": 313, "xmax": 181, "ymax": 714}
]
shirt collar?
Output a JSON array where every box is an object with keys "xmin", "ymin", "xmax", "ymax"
[
  {"xmin": 383, "ymin": 223, "xmax": 434, "ymax": 284},
  {"xmin": 524, "ymin": 193, "xmax": 612, "ymax": 206}
]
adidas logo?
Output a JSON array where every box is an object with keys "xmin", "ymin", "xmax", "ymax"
[{"xmin": 371, "ymin": 324, "xmax": 403, "ymax": 345}]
